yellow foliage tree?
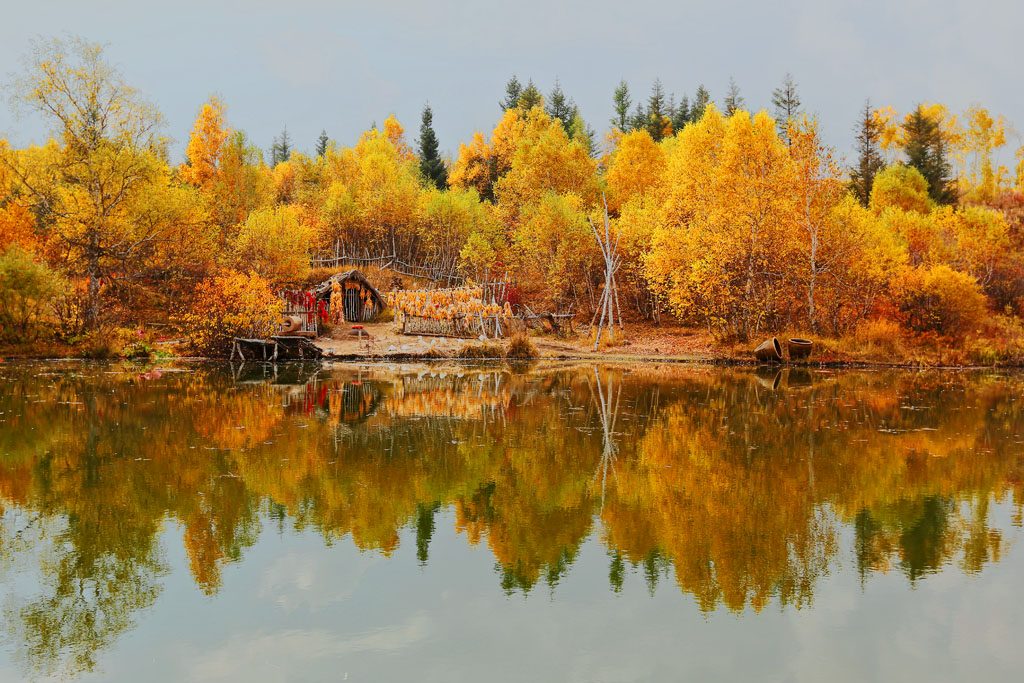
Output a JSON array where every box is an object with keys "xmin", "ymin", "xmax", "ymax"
[
  {"xmin": 177, "ymin": 270, "xmax": 283, "ymax": 356},
  {"xmin": 494, "ymin": 107, "xmax": 600, "ymax": 230},
  {"xmin": 788, "ymin": 116, "xmax": 847, "ymax": 329},
  {"xmin": 382, "ymin": 115, "xmax": 416, "ymax": 163},
  {"xmin": 205, "ymin": 131, "xmax": 273, "ymax": 247},
  {"xmin": 232, "ymin": 205, "xmax": 315, "ymax": 284},
  {"xmin": 1, "ymin": 38, "xmax": 184, "ymax": 326},
  {"xmin": 1016, "ymin": 146, "xmax": 1024, "ymax": 192},
  {"xmin": 180, "ymin": 96, "xmax": 231, "ymax": 187},
  {"xmin": 896, "ymin": 264, "xmax": 988, "ymax": 339},
  {"xmin": 870, "ymin": 165, "xmax": 932, "ymax": 214},
  {"xmin": 645, "ymin": 107, "xmax": 797, "ymax": 338},
  {"xmin": 604, "ymin": 129, "xmax": 666, "ymax": 210},
  {"xmin": 513, "ymin": 192, "xmax": 600, "ymax": 307},
  {"xmin": 812, "ymin": 196, "xmax": 906, "ymax": 332},
  {"xmin": 931, "ymin": 205, "xmax": 1010, "ymax": 288},
  {"xmin": 419, "ymin": 187, "xmax": 501, "ymax": 275},
  {"xmin": 960, "ymin": 106, "xmax": 1008, "ymax": 201},
  {"xmin": 352, "ymin": 131, "xmax": 423, "ymax": 259},
  {"xmin": 448, "ymin": 131, "xmax": 495, "ymax": 199},
  {"xmin": 271, "ymin": 159, "xmax": 298, "ymax": 203}
]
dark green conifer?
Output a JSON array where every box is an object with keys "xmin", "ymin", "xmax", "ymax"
[{"xmin": 418, "ymin": 103, "xmax": 448, "ymax": 190}]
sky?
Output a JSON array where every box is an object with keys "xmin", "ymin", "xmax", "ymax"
[{"xmin": 1, "ymin": 0, "xmax": 1021, "ymax": 166}]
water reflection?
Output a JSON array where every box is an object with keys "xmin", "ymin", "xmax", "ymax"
[{"xmin": 0, "ymin": 361, "xmax": 1022, "ymax": 677}]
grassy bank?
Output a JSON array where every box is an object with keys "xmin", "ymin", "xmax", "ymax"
[{"xmin": 9, "ymin": 321, "xmax": 1021, "ymax": 369}]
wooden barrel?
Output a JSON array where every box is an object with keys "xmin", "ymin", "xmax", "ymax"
[
  {"xmin": 754, "ymin": 337, "xmax": 783, "ymax": 363},
  {"xmin": 787, "ymin": 338, "xmax": 813, "ymax": 360},
  {"xmin": 279, "ymin": 315, "xmax": 302, "ymax": 334}
]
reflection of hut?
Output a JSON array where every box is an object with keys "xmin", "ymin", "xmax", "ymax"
[
  {"xmin": 314, "ymin": 270, "xmax": 386, "ymax": 323},
  {"xmin": 329, "ymin": 381, "xmax": 381, "ymax": 423}
]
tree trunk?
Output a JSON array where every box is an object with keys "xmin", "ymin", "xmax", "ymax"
[
  {"xmin": 87, "ymin": 245, "xmax": 102, "ymax": 330},
  {"xmin": 743, "ymin": 222, "xmax": 758, "ymax": 338},
  {"xmin": 808, "ymin": 229, "xmax": 818, "ymax": 333}
]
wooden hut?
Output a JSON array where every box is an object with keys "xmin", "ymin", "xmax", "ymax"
[{"xmin": 315, "ymin": 270, "xmax": 386, "ymax": 323}]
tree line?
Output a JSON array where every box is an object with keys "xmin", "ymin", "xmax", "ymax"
[{"xmin": 1, "ymin": 37, "xmax": 1023, "ymax": 356}]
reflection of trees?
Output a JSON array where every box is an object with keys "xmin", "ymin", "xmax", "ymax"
[
  {"xmin": 0, "ymin": 362, "xmax": 1023, "ymax": 676},
  {"xmin": 1, "ymin": 390, "xmax": 169, "ymax": 678},
  {"xmin": 5, "ymin": 513, "xmax": 165, "ymax": 679},
  {"xmin": 588, "ymin": 366, "xmax": 620, "ymax": 513}
]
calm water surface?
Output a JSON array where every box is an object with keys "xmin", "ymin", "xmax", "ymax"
[{"xmin": 0, "ymin": 360, "xmax": 1022, "ymax": 682}]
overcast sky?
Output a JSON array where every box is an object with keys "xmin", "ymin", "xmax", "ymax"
[{"xmin": 2, "ymin": 0, "xmax": 1021, "ymax": 166}]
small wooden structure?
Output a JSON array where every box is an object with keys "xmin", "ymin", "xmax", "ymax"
[
  {"xmin": 230, "ymin": 336, "xmax": 324, "ymax": 361},
  {"xmin": 388, "ymin": 286, "xmax": 515, "ymax": 339},
  {"xmin": 277, "ymin": 290, "xmax": 322, "ymax": 336},
  {"xmin": 402, "ymin": 312, "xmax": 508, "ymax": 338},
  {"xmin": 314, "ymin": 270, "xmax": 386, "ymax": 323}
]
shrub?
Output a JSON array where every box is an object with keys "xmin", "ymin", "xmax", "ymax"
[
  {"xmin": 870, "ymin": 165, "xmax": 932, "ymax": 214},
  {"xmin": 177, "ymin": 270, "xmax": 283, "ymax": 357},
  {"xmin": 0, "ymin": 245, "xmax": 63, "ymax": 342},
  {"xmin": 455, "ymin": 342, "xmax": 504, "ymax": 358},
  {"xmin": 966, "ymin": 315, "xmax": 1024, "ymax": 366},
  {"xmin": 505, "ymin": 332, "xmax": 538, "ymax": 359},
  {"xmin": 852, "ymin": 318, "xmax": 905, "ymax": 357},
  {"xmin": 122, "ymin": 328, "xmax": 164, "ymax": 359},
  {"xmin": 76, "ymin": 328, "xmax": 137, "ymax": 359},
  {"xmin": 897, "ymin": 264, "xmax": 988, "ymax": 339},
  {"xmin": 51, "ymin": 279, "xmax": 90, "ymax": 341}
]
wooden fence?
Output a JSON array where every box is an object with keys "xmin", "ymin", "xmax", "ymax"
[
  {"xmin": 310, "ymin": 248, "xmax": 464, "ymax": 286},
  {"xmin": 402, "ymin": 313, "xmax": 512, "ymax": 339}
]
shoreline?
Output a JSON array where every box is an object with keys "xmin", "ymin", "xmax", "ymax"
[
  {"xmin": 3, "ymin": 350, "xmax": 1022, "ymax": 371},
  {"xmin": 4, "ymin": 321, "xmax": 1021, "ymax": 370}
]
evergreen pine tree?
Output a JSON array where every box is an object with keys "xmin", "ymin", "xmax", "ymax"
[
  {"xmin": 723, "ymin": 77, "xmax": 745, "ymax": 115},
  {"xmin": 772, "ymin": 73, "xmax": 801, "ymax": 145},
  {"xmin": 418, "ymin": 103, "xmax": 448, "ymax": 190},
  {"xmin": 646, "ymin": 78, "xmax": 668, "ymax": 142},
  {"xmin": 849, "ymin": 99, "xmax": 885, "ymax": 206},
  {"xmin": 500, "ymin": 75, "xmax": 523, "ymax": 112},
  {"xmin": 279, "ymin": 127, "xmax": 291, "ymax": 161},
  {"xmin": 545, "ymin": 79, "xmax": 577, "ymax": 133},
  {"xmin": 691, "ymin": 85, "xmax": 711, "ymax": 122},
  {"xmin": 629, "ymin": 103, "xmax": 647, "ymax": 132},
  {"xmin": 672, "ymin": 93, "xmax": 691, "ymax": 131},
  {"xmin": 903, "ymin": 104, "xmax": 957, "ymax": 205},
  {"xmin": 270, "ymin": 126, "xmax": 291, "ymax": 165},
  {"xmin": 315, "ymin": 129, "xmax": 329, "ymax": 157},
  {"xmin": 518, "ymin": 79, "xmax": 543, "ymax": 110},
  {"xmin": 568, "ymin": 113, "xmax": 597, "ymax": 157},
  {"xmin": 611, "ymin": 79, "xmax": 632, "ymax": 132}
]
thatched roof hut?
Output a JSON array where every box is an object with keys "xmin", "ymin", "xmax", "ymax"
[{"xmin": 315, "ymin": 270, "xmax": 386, "ymax": 323}]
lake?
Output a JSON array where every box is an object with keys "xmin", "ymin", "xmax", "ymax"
[{"xmin": 0, "ymin": 360, "xmax": 1022, "ymax": 682}]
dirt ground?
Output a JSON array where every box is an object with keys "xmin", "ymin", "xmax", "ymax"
[
  {"xmin": 314, "ymin": 320, "xmax": 726, "ymax": 361},
  {"xmin": 314, "ymin": 322, "xmax": 471, "ymax": 357}
]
